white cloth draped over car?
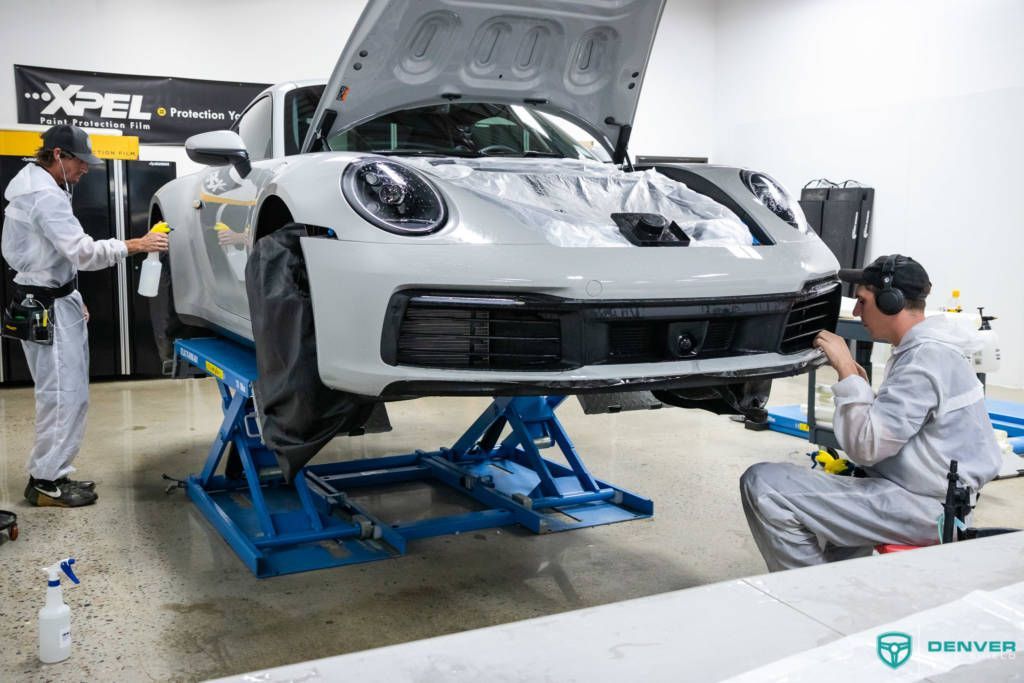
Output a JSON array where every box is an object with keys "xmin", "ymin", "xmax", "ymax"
[{"xmin": 407, "ymin": 159, "xmax": 754, "ymax": 248}]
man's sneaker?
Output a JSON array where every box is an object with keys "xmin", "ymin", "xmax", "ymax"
[
  {"xmin": 55, "ymin": 476, "xmax": 97, "ymax": 492},
  {"xmin": 24, "ymin": 478, "xmax": 97, "ymax": 508}
]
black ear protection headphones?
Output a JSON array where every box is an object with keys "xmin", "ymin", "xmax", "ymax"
[{"xmin": 875, "ymin": 255, "xmax": 906, "ymax": 315}]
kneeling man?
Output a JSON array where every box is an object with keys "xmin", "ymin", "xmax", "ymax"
[{"xmin": 740, "ymin": 255, "xmax": 1000, "ymax": 571}]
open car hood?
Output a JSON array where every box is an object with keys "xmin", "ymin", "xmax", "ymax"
[{"xmin": 302, "ymin": 0, "xmax": 666, "ymax": 155}]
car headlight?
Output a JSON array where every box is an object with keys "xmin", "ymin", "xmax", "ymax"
[
  {"xmin": 740, "ymin": 170, "xmax": 808, "ymax": 233},
  {"xmin": 342, "ymin": 158, "xmax": 447, "ymax": 235}
]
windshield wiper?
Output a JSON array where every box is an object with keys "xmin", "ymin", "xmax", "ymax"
[
  {"xmin": 520, "ymin": 151, "xmax": 565, "ymax": 158},
  {"xmin": 371, "ymin": 149, "xmax": 483, "ymax": 158}
]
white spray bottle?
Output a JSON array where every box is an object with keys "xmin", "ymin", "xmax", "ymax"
[
  {"xmin": 973, "ymin": 307, "xmax": 1001, "ymax": 374},
  {"xmin": 38, "ymin": 557, "xmax": 80, "ymax": 664},
  {"xmin": 137, "ymin": 221, "xmax": 172, "ymax": 297}
]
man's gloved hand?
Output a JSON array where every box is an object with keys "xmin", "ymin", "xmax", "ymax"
[
  {"xmin": 813, "ymin": 330, "xmax": 862, "ymax": 381},
  {"xmin": 812, "ymin": 449, "xmax": 864, "ymax": 476}
]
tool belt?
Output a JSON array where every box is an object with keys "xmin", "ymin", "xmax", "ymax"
[{"xmin": 1, "ymin": 277, "xmax": 77, "ymax": 345}]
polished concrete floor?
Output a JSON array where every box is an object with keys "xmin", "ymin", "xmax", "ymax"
[{"xmin": 1, "ymin": 372, "xmax": 1022, "ymax": 682}]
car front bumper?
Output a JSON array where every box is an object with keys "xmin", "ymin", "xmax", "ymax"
[{"xmin": 300, "ymin": 238, "xmax": 838, "ymax": 397}]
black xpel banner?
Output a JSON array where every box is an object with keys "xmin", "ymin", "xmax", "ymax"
[{"xmin": 15, "ymin": 65, "xmax": 269, "ymax": 144}]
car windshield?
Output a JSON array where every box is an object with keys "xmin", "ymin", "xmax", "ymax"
[{"xmin": 326, "ymin": 103, "xmax": 610, "ymax": 162}]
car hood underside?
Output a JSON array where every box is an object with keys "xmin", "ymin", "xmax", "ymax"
[{"xmin": 304, "ymin": 0, "xmax": 666, "ymax": 154}]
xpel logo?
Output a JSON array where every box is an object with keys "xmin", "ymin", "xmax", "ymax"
[{"xmin": 33, "ymin": 82, "xmax": 152, "ymax": 120}]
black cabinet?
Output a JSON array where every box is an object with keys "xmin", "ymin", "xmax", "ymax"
[
  {"xmin": 0, "ymin": 156, "xmax": 176, "ymax": 383},
  {"xmin": 800, "ymin": 185, "xmax": 874, "ymax": 295},
  {"xmin": 125, "ymin": 161, "xmax": 177, "ymax": 376},
  {"xmin": 799, "ymin": 187, "xmax": 829, "ymax": 236},
  {"xmin": 0, "ymin": 156, "xmax": 34, "ymax": 383},
  {"xmin": 76, "ymin": 159, "xmax": 120, "ymax": 378}
]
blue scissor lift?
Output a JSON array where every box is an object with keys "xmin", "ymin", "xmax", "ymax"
[{"xmin": 174, "ymin": 337, "xmax": 653, "ymax": 577}]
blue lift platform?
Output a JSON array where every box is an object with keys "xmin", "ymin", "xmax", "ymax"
[
  {"xmin": 173, "ymin": 338, "xmax": 653, "ymax": 578},
  {"xmin": 767, "ymin": 402, "xmax": 1024, "ymax": 445}
]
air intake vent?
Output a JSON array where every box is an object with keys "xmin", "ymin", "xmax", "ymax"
[
  {"xmin": 608, "ymin": 322, "xmax": 664, "ymax": 362},
  {"xmin": 703, "ymin": 320, "xmax": 735, "ymax": 351},
  {"xmin": 387, "ymin": 287, "xmax": 832, "ymax": 371},
  {"xmin": 397, "ymin": 305, "xmax": 563, "ymax": 370},
  {"xmin": 780, "ymin": 284, "xmax": 841, "ymax": 353}
]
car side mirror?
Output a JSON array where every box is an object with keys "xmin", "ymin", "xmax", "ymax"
[{"xmin": 185, "ymin": 131, "xmax": 252, "ymax": 178}]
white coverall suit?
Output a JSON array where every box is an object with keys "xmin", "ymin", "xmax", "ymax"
[
  {"xmin": 741, "ymin": 316, "xmax": 1002, "ymax": 572},
  {"xmin": 1, "ymin": 163, "xmax": 127, "ymax": 482}
]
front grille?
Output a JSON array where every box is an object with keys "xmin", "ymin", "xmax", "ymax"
[
  {"xmin": 608, "ymin": 322, "xmax": 663, "ymax": 362},
  {"xmin": 703, "ymin": 320, "xmax": 736, "ymax": 351},
  {"xmin": 388, "ymin": 284, "xmax": 841, "ymax": 372},
  {"xmin": 606, "ymin": 319, "xmax": 736, "ymax": 363},
  {"xmin": 397, "ymin": 307, "xmax": 563, "ymax": 370},
  {"xmin": 780, "ymin": 284, "xmax": 842, "ymax": 353}
]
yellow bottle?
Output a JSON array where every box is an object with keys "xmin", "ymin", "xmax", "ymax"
[{"xmin": 945, "ymin": 289, "xmax": 962, "ymax": 313}]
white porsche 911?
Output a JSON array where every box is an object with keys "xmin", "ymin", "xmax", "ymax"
[{"xmin": 151, "ymin": 0, "xmax": 840, "ymax": 476}]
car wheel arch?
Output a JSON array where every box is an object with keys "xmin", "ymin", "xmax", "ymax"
[{"xmin": 254, "ymin": 195, "xmax": 295, "ymax": 241}]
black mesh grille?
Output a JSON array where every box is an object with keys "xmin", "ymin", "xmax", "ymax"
[
  {"xmin": 390, "ymin": 284, "xmax": 841, "ymax": 371},
  {"xmin": 703, "ymin": 320, "xmax": 735, "ymax": 351},
  {"xmin": 780, "ymin": 286, "xmax": 841, "ymax": 353},
  {"xmin": 608, "ymin": 322, "xmax": 664, "ymax": 362},
  {"xmin": 605, "ymin": 318, "xmax": 738, "ymax": 363},
  {"xmin": 397, "ymin": 306, "xmax": 562, "ymax": 370}
]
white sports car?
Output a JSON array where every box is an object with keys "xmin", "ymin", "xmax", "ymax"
[{"xmin": 152, "ymin": 0, "xmax": 840, "ymax": 476}]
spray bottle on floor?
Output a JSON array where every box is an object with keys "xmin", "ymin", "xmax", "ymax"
[{"xmin": 39, "ymin": 557, "xmax": 80, "ymax": 664}]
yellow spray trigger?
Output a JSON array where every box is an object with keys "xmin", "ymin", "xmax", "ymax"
[
  {"xmin": 815, "ymin": 450, "xmax": 851, "ymax": 475},
  {"xmin": 151, "ymin": 221, "xmax": 171, "ymax": 234},
  {"xmin": 214, "ymin": 222, "xmax": 231, "ymax": 232}
]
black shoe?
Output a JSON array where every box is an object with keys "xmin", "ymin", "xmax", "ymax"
[
  {"xmin": 55, "ymin": 476, "xmax": 97, "ymax": 492},
  {"xmin": 24, "ymin": 477, "xmax": 97, "ymax": 508}
]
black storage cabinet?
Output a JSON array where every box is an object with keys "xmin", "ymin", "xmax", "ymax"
[
  {"xmin": 800, "ymin": 185, "xmax": 874, "ymax": 295},
  {"xmin": 125, "ymin": 161, "xmax": 177, "ymax": 376}
]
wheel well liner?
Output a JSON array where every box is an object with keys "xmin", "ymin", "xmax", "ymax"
[{"xmin": 255, "ymin": 195, "xmax": 294, "ymax": 241}]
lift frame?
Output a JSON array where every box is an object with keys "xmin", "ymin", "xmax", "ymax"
[{"xmin": 174, "ymin": 337, "xmax": 653, "ymax": 577}]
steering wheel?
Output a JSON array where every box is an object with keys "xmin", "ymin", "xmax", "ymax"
[{"xmin": 478, "ymin": 144, "xmax": 521, "ymax": 156}]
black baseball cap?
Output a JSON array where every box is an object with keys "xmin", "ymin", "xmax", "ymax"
[
  {"xmin": 40, "ymin": 125, "xmax": 103, "ymax": 165},
  {"xmin": 838, "ymin": 254, "xmax": 932, "ymax": 300}
]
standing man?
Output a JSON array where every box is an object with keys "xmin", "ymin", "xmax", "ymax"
[
  {"xmin": 2, "ymin": 125, "xmax": 168, "ymax": 507},
  {"xmin": 740, "ymin": 255, "xmax": 1001, "ymax": 571}
]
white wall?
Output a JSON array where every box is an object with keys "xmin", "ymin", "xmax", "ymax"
[
  {"xmin": 2, "ymin": 0, "xmax": 1020, "ymax": 386},
  {"xmin": 0, "ymin": 0, "xmax": 718, "ymax": 172},
  {"xmin": 0, "ymin": 0, "xmax": 372, "ymax": 176},
  {"xmin": 712, "ymin": 0, "xmax": 1024, "ymax": 387},
  {"xmin": 632, "ymin": 0, "xmax": 717, "ymax": 157}
]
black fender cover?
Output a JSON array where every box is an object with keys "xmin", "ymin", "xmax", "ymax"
[{"xmin": 246, "ymin": 227, "xmax": 374, "ymax": 482}]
